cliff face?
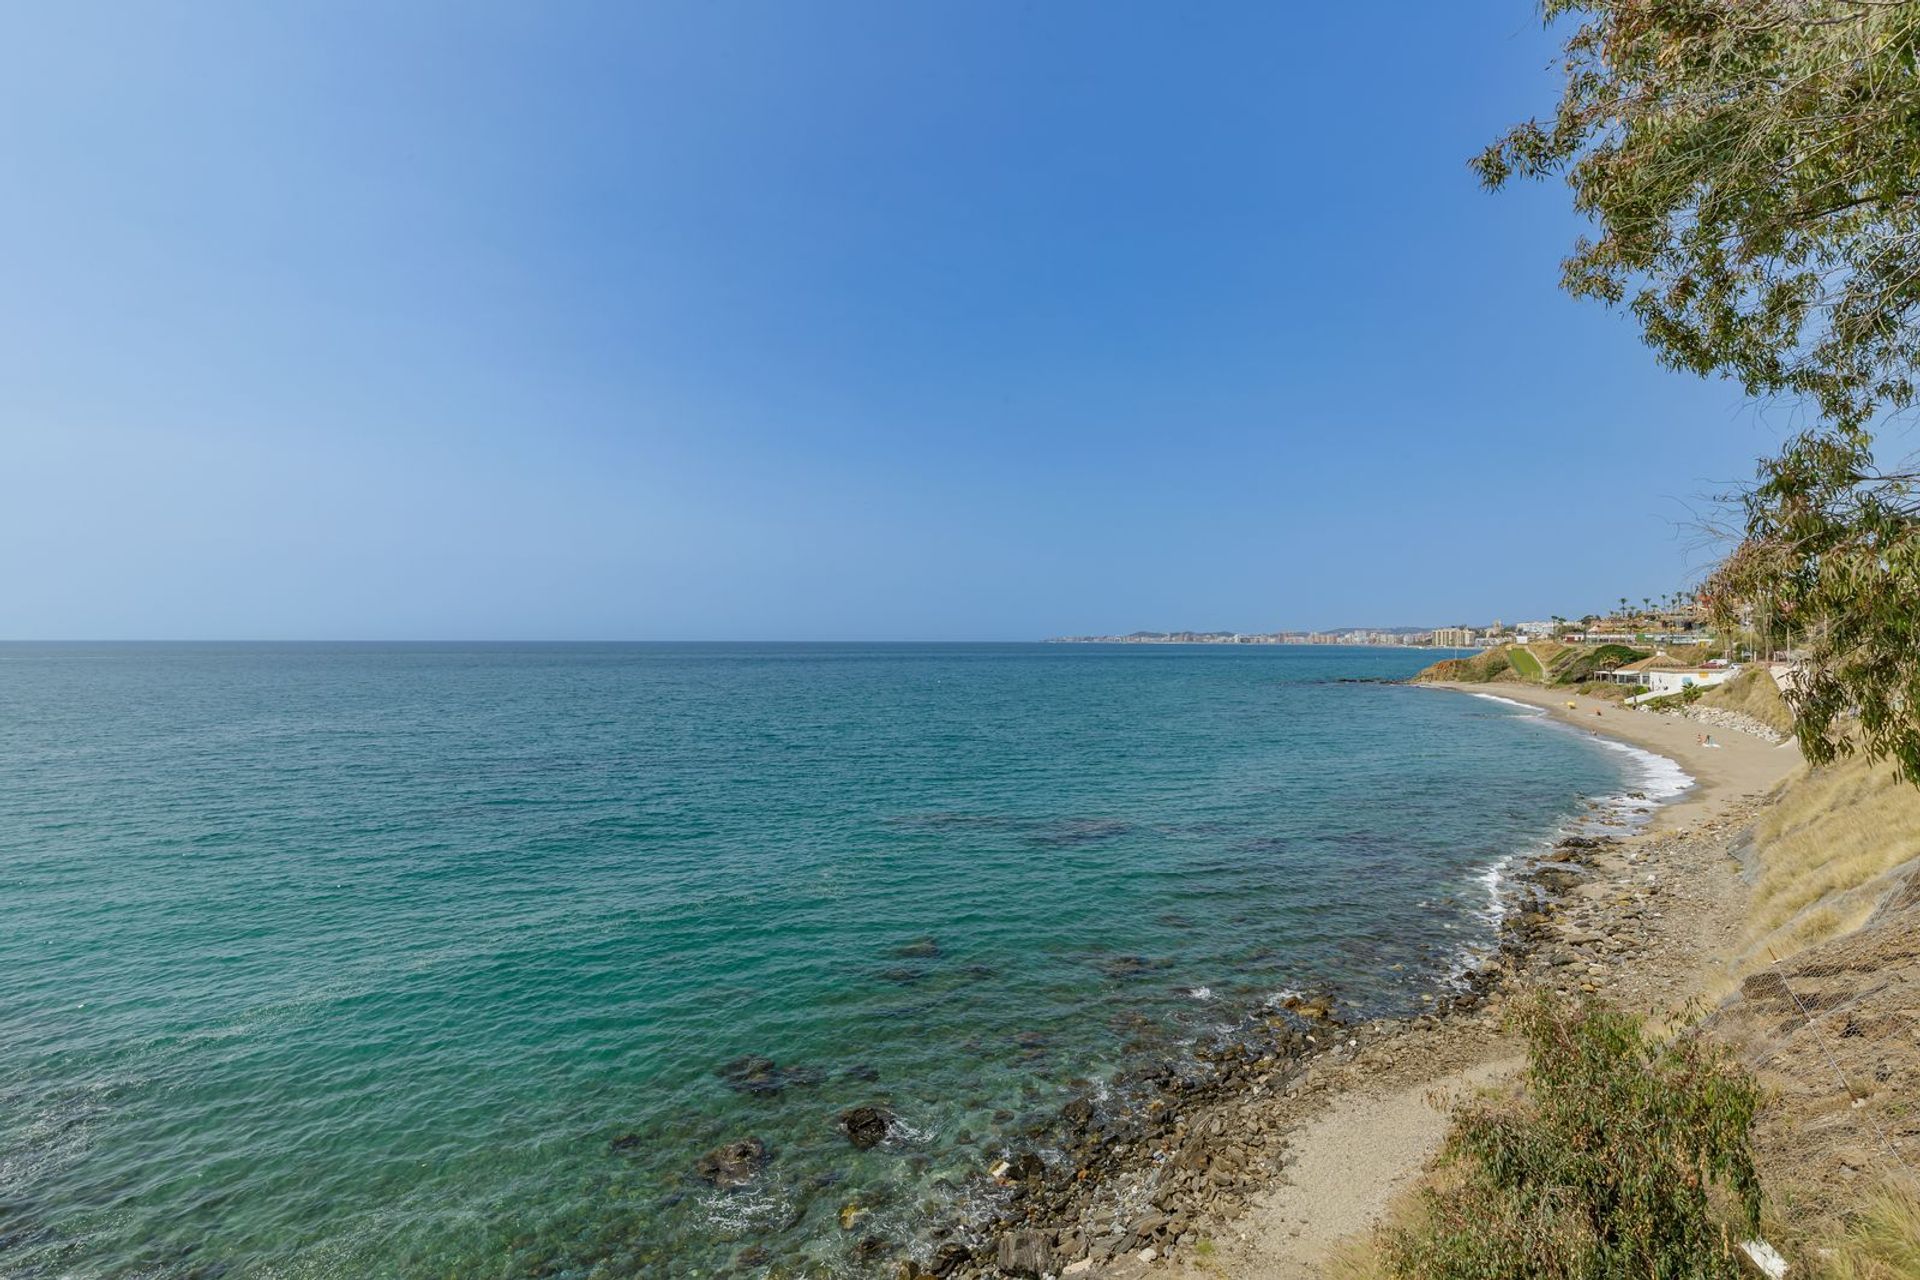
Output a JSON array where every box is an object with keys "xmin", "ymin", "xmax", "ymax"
[{"xmin": 1410, "ymin": 646, "xmax": 1516, "ymax": 684}]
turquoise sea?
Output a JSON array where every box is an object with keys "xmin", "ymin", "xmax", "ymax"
[{"xmin": 0, "ymin": 643, "xmax": 1677, "ymax": 1278}]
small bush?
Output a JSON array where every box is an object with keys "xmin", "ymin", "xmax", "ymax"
[{"xmin": 1382, "ymin": 996, "xmax": 1763, "ymax": 1279}]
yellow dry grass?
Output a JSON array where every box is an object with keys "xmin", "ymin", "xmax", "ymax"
[
  {"xmin": 1322, "ymin": 1238, "xmax": 1391, "ymax": 1280},
  {"xmin": 1699, "ymin": 667, "xmax": 1797, "ymax": 735},
  {"xmin": 1815, "ymin": 1182, "xmax": 1920, "ymax": 1280},
  {"xmin": 1736, "ymin": 752, "xmax": 1920, "ymax": 969}
]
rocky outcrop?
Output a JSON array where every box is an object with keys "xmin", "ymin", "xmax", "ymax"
[
  {"xmin": 839, "ymin": 1105, "xmax": 893, "ymax": 1150},
  {"xmin": 693, "ymin": 1136, "xmax": 766, "ymax": 1189},
  {"xmin": 993, "ymin": 1229, "xmax": 1051, "ymax": 1277}
]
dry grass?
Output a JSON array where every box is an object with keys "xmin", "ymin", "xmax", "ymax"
[
  {"xmin": 1321, "ymin": 1238, "xmax": 1390, "ymax": 1280},
  {"xmin": 1699, "ymin": 667, "xmax": 1797, "ymax": 735},
  {"xmin": 1814, "ymin": 1182, "xmax": 1920, "ymax": 1280},
  {"xmin": 1735, "ymin": 752, "xmax": 1920, "ymax": 968},
  {"xmin": 1319, "ymin": 1181, "xmax": 1438, "ymax": 1280}
]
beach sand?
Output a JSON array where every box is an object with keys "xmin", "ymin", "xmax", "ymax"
[
  {"xmin": 1133, "ymin": 683, "xmax": 1808, "ymax": 1280},
  {"xmin": 1425, "ymin": 680, "xmax": 1801, "ymax": 829}
]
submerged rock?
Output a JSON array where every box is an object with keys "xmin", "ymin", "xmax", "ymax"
[
  {"xmin": 716, "ymin": 1055, "xmax": 782, "ymax": 1094},
  {"xmin": 839, "ymin": 1105, "xmax": 893, "ymax": 1149},
  {"xmin": 694, "ymin": 1136, "xmax": 767, "ymax": 1189},
  {"xmin": 716, "ymin": 1055, "xmax": 819, "ymax": 1095},
  {"xmin": 1098, "ymin": 954, "xmax": 1160, "ymax": 980},
  {"xmin": 1027, "ymin": 817, "xmax": 1132, "ymax": 849},
  {"xmin": 892, "ymin": 937, "xmax": 940, "ymax": 959}
]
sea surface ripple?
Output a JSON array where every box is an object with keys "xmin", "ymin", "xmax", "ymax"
[{"xmin": 0, "ymin": 643, "xmax": 1648, "ymax": 1277}]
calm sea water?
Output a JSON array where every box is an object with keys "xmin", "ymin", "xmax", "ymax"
[{"xmin": 0, "ymin": 643, "xmax": 1667, "ymax": 1278}]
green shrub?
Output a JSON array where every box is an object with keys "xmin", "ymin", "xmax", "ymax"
[{"xmin": 1383, "ymin": 997, "xmax": 1762, "ymax": 1279}]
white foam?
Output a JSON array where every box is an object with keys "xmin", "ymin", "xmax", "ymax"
[
  {"xmin": 1467, "ymin": 691, "xmax": 1547, "ymax": 714},
  {"xmin": 1185, "ymin": 986, "xmax": 1213, "ymax": 1002},
  {"xmin": 892, "ymin": 1117, "xmax": 938, "ymax": 1145},
  {"xmin": 1444, "ymin": 713, "xmax": 1695, "ymax": 986},
  {"xmin": 1583, "ymin": 734, "xmax": 1695, "ymax": 801},
  {"xmin": 698, "ymin": 1185, "xmax": 796, "ymax": 1236},
  {"xmin": 1475, "ymin": 853, "xmax": 1514, "ymax": 925}
]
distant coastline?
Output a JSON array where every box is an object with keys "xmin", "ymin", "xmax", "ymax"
[{"xmin": 1046, "ymin": 628, "xmax": 1469, "ymax": 648}]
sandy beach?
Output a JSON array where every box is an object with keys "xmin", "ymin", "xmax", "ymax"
[
  {"xmin": 925, "ymin": 676, "xmax": 1816, "ymax": 1280},
  {"xmin": 1423, "ymin": 680, "xmax": 1802, "ymax": 829},
  {"xmin": 1132, "ymin": 683, "xmax": 1810, "ymax": 1280}
]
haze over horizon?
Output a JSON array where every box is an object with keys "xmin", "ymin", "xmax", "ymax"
[{"xmin": 3, "ymin": 2, "xmax": 1801, "ymax": 641}]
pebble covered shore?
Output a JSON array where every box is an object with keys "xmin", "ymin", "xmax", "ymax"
[{"xmin": 708, "ymin": 785, "xmax": 1766, "ymax": 1280}]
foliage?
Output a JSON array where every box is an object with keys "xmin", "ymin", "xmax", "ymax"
[
  {"xmin": 1476, "ymin": 2, "xmax": 1920, "ymax": 428},
  {"xmin": 1415, "ymin": 648, "xmax": 1516, "ymax": 684},
  {"xmin": 1382, "ymin": 996, "xmax": 1763, "ymax": 1280},
  {"xmin": 1508, "ymin": 645, "xmax": 1547, "ymax": 682},
  {"xmin": 1480, "ymin": 2, "xmax": 1920, "ymax": 784},
  {"xmin": 1704, "ymin": 430, "xmax": 1920, "ymax": 781}
]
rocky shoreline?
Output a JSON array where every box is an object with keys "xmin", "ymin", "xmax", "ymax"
[
  {"xmin": 679, "ymin": 681, "xmax": 1804, "ymax": 1280},
  {"xmin": 754, "ymin": 805, "xmax": 1732, "ymax": 1280}
]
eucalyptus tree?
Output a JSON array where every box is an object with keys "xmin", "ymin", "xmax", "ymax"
[{"xmin": 1480, "ymin": 0, "xmax": 1920, "ymax": 780}]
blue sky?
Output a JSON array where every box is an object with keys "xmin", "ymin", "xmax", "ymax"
[{"xmin": 1, "ymin": 2, "xmax": 1806, "ymax": 639}]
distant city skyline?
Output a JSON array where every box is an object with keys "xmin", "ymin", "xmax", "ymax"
[{"xmin": 3, "ymin": 3, "xmax": 1788, "ymax": 640}]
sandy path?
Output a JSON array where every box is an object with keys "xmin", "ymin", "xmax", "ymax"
[{"xmin": 1211, "ymin": 1056, "xmax": 1521, "ymax": 1278}]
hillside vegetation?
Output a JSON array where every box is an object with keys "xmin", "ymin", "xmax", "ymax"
[
  {"xmin": 1696, "ymin": 668, "xmax": 1795, "ymax": 736},
  {"xmin": 1414, "ymin": 648, "xmax": 1513, "ymax": 684},
  {"xmin": 1504, "ymin": 646, "xmax": 1544, "ymax": 681},
  {"xmin": 1413, "ymin": 641, "xmax": 1652, "ymax": 688},
  {"xmin": 1734, "ymin": 751, "xmax": 1920, "ymax": 964}
]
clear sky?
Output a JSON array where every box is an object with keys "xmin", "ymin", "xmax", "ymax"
[{"xmin": 2, "ymin": 2, "xmax": 1803, "ymax": 639}]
